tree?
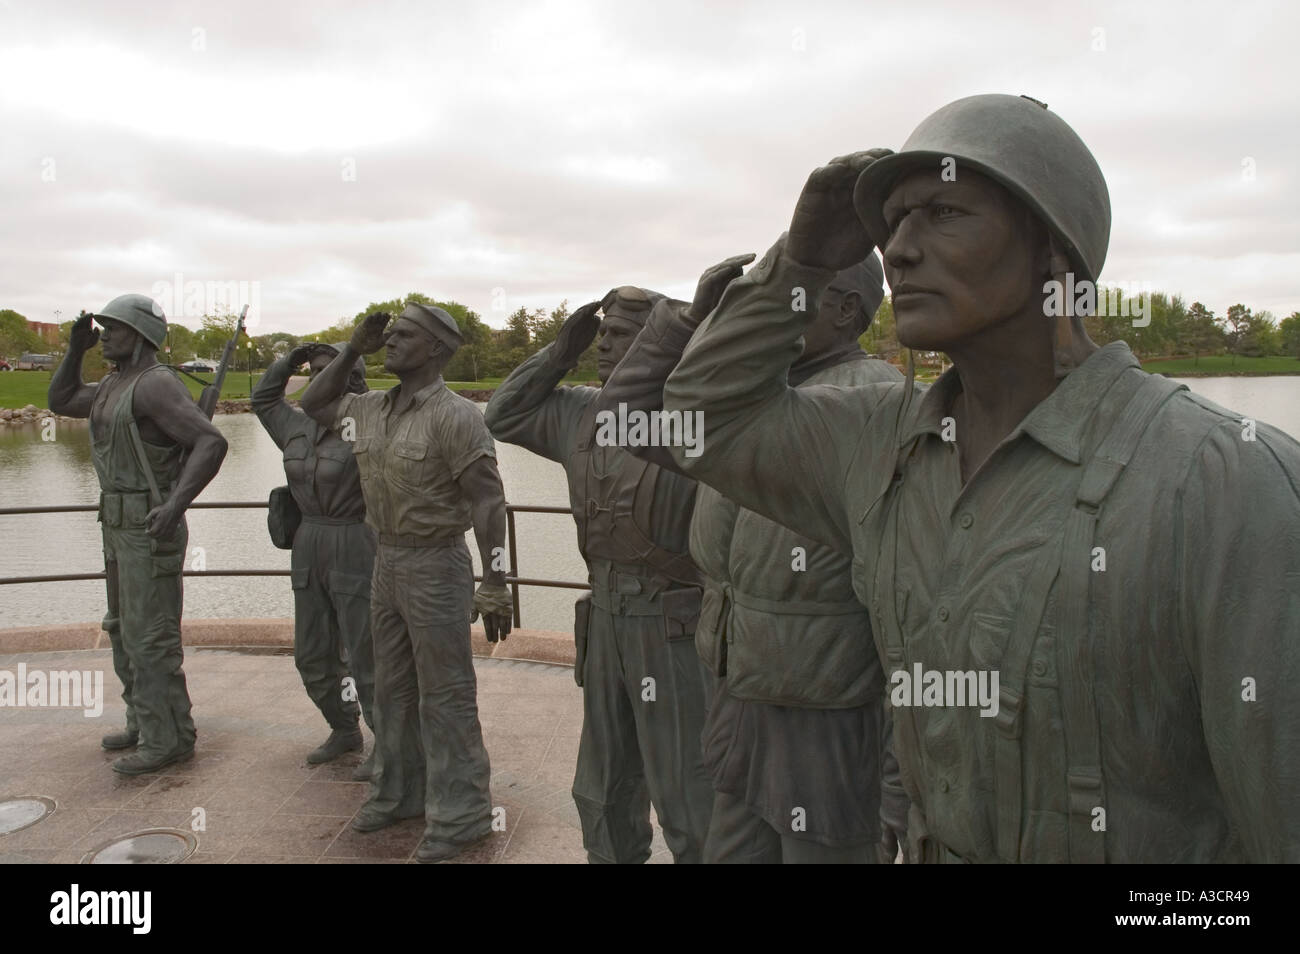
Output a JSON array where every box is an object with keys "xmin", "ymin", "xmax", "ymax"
[
  {"xmin": 1221, "ymin": 304, "xmax": 1253, "ymax": 364},
  {"xmin": 859, "ymin": 297, "xmax": 899, "ymax": 361},
  {"xmin": 1184, "ymin": 302, "xmax": 1223, "ymax": 365},
  {"xmin": 0, "ymin": 308, "xmax": 39, "ymax": 358},
  {"xmin": 1279, "ymin": 311, "xmax": 1300, "ymax": 359}
]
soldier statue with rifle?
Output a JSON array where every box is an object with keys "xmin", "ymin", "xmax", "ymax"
[{"xmin": 49, "ymin": 295, "xmax": 229, "ymax": 774}]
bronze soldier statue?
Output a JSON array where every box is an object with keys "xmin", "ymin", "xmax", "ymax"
[
  {"xmin": 597, "ymin": 254, "xmax": 909, "ymax": 862},
  {"xmin": 301, "ymin": 303, "xmax": 512, "ymax": 863},
  {"xmin": 485, "ymin": 287, "xmax": 714, "ymax": 863},
  {"xmin": 663, "ymin": 94, "xmax": 1300, "ymax": 862},
  {"xmin": 252, "ymin": 343, "xmax": 377, "ymax": 777},
  {"xmin": 48, "ymin": 296, "xmax": 228, "ymax": 774}
]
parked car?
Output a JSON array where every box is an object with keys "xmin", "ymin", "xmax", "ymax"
[
  {"xmin": 16, "ymin": 353, "xmax": 56, "ymax": 370},
  {"xmin": 176, "ymin": 360, "xmax": 218, "ymax": 373}
]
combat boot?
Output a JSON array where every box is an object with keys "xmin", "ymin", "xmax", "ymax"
[
  {"xmin": 351, "ymin": 747, "xmax": 375, "ymax": 781},
  {"xmin": 101, "ymin": 728, "xmax": 139, "ymax": 750},
  {"xmin": 111, "ymin": 746, "xmax": 195, "ymax": 776},
  {"xmin": 307, "ymin": 725, "xmax": 362, "ymax": 764},
  {"xmin": 415, "ymin": 830, "xmax": 492, "ymax": 864}
]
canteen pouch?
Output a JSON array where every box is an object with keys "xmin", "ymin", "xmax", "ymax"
[
  {"xmin": 573, "ymin": 592, "xmax": 592, "ymax": 688},
  {"xmin": 694, "ymin": 583, "xmax": 730, "ymax": 676},
  {"xmin": 268, "ymin": 485, "xmax": 302, "ymax": 550}
]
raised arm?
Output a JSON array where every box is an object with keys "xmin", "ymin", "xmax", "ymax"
[
  {"xmin": 483, "ymin": 302, "xmax": 602, "ymax": 462},
  {"xmin": 596, "ymin": 254, "xmax": 754, "ymax": 474},
  {"xmin": 301, "ymin": 314, "xmax": 388, "ymax": 428},
  {"xmin": 133, "ymin": 368, "xmax": 229, "ymax": 540},
  {"xmin": 664, "ymin": 152, "xmax": 897, "ymax": 553},
  {"xmin": 251, "ymin": 349, "xmax": 308, "ymax": 449},
  {"xmin": 47, "ymin": 312, "xmax": 100, "ymax": 418},
  {"xmin": 1180, "ymin": 419, "xmax": 1300, "ymax": 861}
]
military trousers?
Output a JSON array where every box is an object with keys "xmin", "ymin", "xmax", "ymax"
[
  {"xmin": 290, "ymin": 519, "xmax": 376, "ymax": 732},
  {"xmin": 572, "ymin": 581, "xmax": 714, "ymax": 864},
  {"xmin": 100, "ymin": 517, "xmax": 196, "ymax": 760},
  {"xmin": 704, "ymin": 790, "xmax": 880, "ymax": 864},
  {"xmin": 366, "ymin": 539, "xmax": 493, "ymax": 843}
]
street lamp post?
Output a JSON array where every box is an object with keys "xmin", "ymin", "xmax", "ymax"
[{"xmin": 247, "ymin": 340, "xmax": 253, "ymax": 396}]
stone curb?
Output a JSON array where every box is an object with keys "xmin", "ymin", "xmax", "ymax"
[{"xmin": 0, "ymin": 619, "xmax": 576, "ymax": 667}]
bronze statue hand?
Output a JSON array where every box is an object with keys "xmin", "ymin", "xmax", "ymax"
[
  {"xmin": 144, "ymin": 499, "xmax": 183, "ymax": 542},
  {"xmin": 69, "ymin": 312, "xmax": 100, "ymax": 352},
  {"xmin": 350, "ymin": 312, "xmax": 393, "ymax": 355},
  {"xmin": 686, "ymin": 252, "xmax": 757, "ymax": 325},
  {"xmin": 551, "ymin": 300, "xmax": 603, "ymax": 369},
  {"xmin": 471, "ymin": 583, "xmax": 514, "ymax": 643},
  {"xmin": 286, "ymin": 344, "xmax": 314, "ymax": 369},
  {"xmin": 787, "ymin": 149, "xmax": 892, "ymax": 271}
]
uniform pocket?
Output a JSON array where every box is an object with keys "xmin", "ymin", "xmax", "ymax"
[
  {"xmin": 351, "ymin": 438, "xmax": 373, "ymax": 481},
  {"xmin": 327, "ymin": 570, "xmax": 370, "ymax": 598},
  {"xmin": 661, "ymin": 586, "xmax": 702, "ymax": 641},
  {"xmin": 151, "ymin": 553, "xmax": 184, "ymax": 578},
  {"xmin": 694, "ymin": 584, "xmax": 729, "ymax": 676},
  {"xmin": 970, "ymin": 612, "xmax": 1013, "ymax": 670},
  {"xmin": 291, "ymin": 566, "xmax": 311, "ymax": 590}
]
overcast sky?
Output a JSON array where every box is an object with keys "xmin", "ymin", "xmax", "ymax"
[{"xmin": 1, "ymin": 0, "xmax": 1296, "ymax": 335}]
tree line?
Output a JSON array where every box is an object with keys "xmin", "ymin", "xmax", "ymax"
[{"xmin": 5, "ymin": 289, "xmax": 1300, "ymax": 381}]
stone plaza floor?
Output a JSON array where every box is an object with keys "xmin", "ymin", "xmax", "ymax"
[{"xmin": 0, "ymin": 647, "xmax": 670, "ymax": 864}]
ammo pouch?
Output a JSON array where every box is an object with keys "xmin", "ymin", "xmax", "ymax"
[
  {"xmin": 573, "ymin": 593, "xmax": 592, "ymax": 688},
  {"xmin": 268, "ymin": 485, "xmax": 302, "ymax": 550},
  {"xmin": 695, "ymin": 582, "xmax": 731, "ymax": 677},
  {"xmin": 659, "ymin": 586, "xmax": 701, "ymax": 642}
]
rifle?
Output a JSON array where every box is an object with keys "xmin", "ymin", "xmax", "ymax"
[{"xmin": 196, "ymin": 305, "xmax": 248, "ymax": 419}]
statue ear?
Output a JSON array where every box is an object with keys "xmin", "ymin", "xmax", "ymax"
[{"xmin": 839, "ymin": 290, "xmax": 862, "ymax": 331}]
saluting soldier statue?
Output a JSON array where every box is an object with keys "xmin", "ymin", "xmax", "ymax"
[{"xmin": 49, "ymin": 296, "xmax": 228, "ymax": 774}]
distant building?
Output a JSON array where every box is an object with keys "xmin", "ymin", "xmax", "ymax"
[{"xmin": 27, "ymin": 321, "xmax": 59, "ymax": 346}]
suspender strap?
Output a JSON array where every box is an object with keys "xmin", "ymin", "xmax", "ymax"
[
  {"xmin": 124, "ymin": 366, "xmax": 170, "ymax": 509},
  {"xmin": 1056, "ymin": 370, "xmax": 1184, "ymax": 863},
  {"xmin": 993, "ymin": 369, "xmax": 1183, "ymax": 862}
]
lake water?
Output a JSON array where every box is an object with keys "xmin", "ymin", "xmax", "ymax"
[{"xmin": 1, "ymin": 376, "xmax": 1297, "ymax": 631}]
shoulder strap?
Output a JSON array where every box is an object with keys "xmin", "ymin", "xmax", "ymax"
[
  {"xmin": 993, "ymin": 369, "xmax": 1184, "ymax": 862},
  {"xmin": 123, "ymin": 365, "xmax": 176, "ymax": 509}
]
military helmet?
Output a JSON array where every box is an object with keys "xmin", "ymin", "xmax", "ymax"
[
  {"xmin": 853, "ymin": 94, "xmax": 1111, "ymax": 284},
  {"xmin": 92, "ymin": 294, "xmax": 168, "ymax": 349}
]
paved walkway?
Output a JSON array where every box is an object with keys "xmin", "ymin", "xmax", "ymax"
[{"xmin": 0, "ymin": 648, "xmax": 669, "ymax": 863}]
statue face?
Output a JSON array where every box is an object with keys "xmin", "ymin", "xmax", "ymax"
[
  {"xmin": 880, "ymin": 168, "xmax": 1042, "ymax": 352},
  {"xmin": 382, "ymin": 318, "xmax": 439, "ymax": 374},
  {"xmin": 801, "ymin": 288, "xmax": 856, "ymax": 361},
  {"xmin": 98, "ymin": 318, "xmax": 144, "ymax": 363},
  {"xmin": 596, "ymin": 314, "xmax": 642, "ymax": 384}
]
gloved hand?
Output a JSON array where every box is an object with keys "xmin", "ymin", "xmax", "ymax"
[
  {"xmin": 350, "ymin": 312, "xmax": 393, "ymax": 355},
  {"xmin": 549, "ymin": 301, "xmax": 603, "ymax": 370},
  {"xmin": 286, "ymin": 344, "xmax": 315, "ymax": 369},
  {"xmin": 685, "ymin": 253, "xmax": 757, "ymax": 326},
  {"xmin": 69, "ymin": 311, "xmax": 100, "ymax": 352},
  {"xmin": 471, "ymin": 583, "xmax": 514, "ymax": 643}
]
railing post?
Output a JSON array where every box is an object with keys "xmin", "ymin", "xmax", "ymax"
[{"xmin": 506, "ymin": 506, "xmax": 521, "ymax": 628}]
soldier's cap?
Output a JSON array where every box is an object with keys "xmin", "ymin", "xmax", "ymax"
[
  {"xmin": 91, "ymin": 293, "xmax": 168, "ymax": 349},
  {"xmin": 599, "ymin": 286, "xmax": 663, "ymax": 327},
  {"xmin": 828, "ymin": 255, "xmax": 886, "ymax": 332},
  {"xmin": 398, "ymin": 303, "xmax": 463, "ymax": 352}
]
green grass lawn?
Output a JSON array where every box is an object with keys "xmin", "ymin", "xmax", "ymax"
[
  {"xmin": 0, "ymin": 368, "xmax": 265, "ymax": 408},
  {"xmin": 1141, "ymin": 354, "xmax": 1300, "ymax": 375}
]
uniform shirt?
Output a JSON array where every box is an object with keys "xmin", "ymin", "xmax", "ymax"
[
  {"xmin": 252, "ymin": 356, "xmax": 365, "ymax": 521},
  {"xmin": 335, "ymin": 378, "xmax": 494, "ymax": 539},
  {"xmin": 484, "ymin": 343, "xmax": 697, "ymax": 564},
  {"xmin": 663, "ymin": 235, "xmax": 1300, "ymax": 863}
]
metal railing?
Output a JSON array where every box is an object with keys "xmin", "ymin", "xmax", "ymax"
[{"xmin": 0, "ymin": 501, "xmax": 587, "ymax": 628}]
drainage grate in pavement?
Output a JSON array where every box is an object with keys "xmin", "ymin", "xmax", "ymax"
[
  {"xmin": 80, "ymin": 829, "xmax": 198, "ymax": 864},
  {"xmin": 0, "ymin": 796, "xmax": 56, "ymax": 835}
]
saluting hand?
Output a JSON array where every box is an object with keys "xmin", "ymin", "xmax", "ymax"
[
  {"xmin": 551, "ymin": 300, "xmax": 603, "ymax": 370},
  {"xmin": 787, "ymin": 149, "xmax": 892, "ymax": 271},
  {"xmin": 350, "ymin": 312, "xmax": 393, "ymax": 355},
  {"xmin": 686, "ymin": 252, "xmax": 757, "ymax": 326}
]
